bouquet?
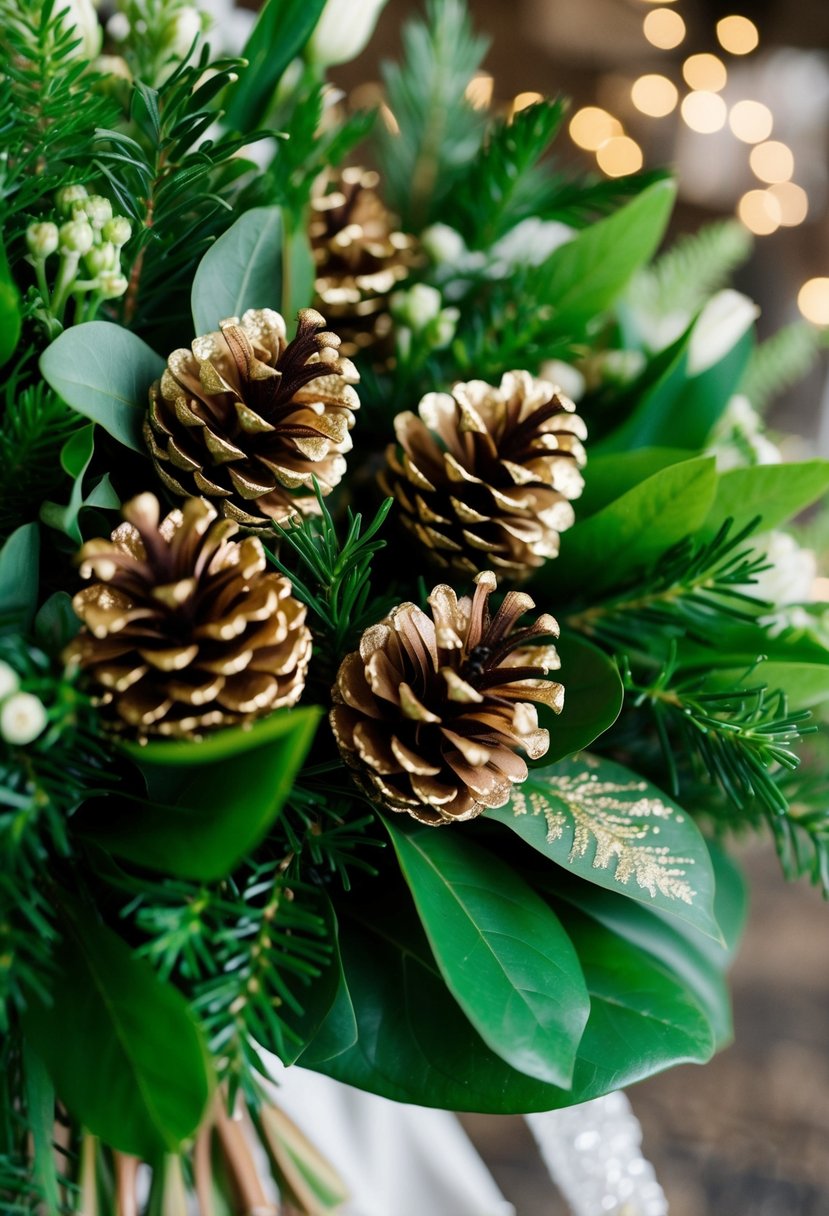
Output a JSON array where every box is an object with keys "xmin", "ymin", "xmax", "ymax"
[{"xmin": 2, "ymin": 0, "xmax": 828, "ymax": 1209}]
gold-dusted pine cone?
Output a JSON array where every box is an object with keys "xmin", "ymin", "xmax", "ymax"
[
  {"xmin": 330, "ymin": 570, "xmax": 563, "ymax": 825},
  {"xmin": 381, "ymin": 371, "xmax": 587, "ymax": 580},
  {"xmin": 144, "ymin": 307, "xmax": 360, "ymax": 529},
  {"xmin": 65, "ymin": 494, "xmax": 312, "ymax": 738},
  {"xmin": 310, "ymin": 167, "xmax": 416, "ymax": 356}
]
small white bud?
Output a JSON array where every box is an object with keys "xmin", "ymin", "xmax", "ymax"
[
  {"xmin": 421, "ymin": 224, "xmax": 467, "ymax": 266},
  {"xmin": 308, "ymin": 0, "xmax": 389, "ymax": 67},
  {"xmin": 85, "ymin": 243, "xmax": 117, "ymax": 276},
  {"xmin": 54, "ymin": 0, "xmax": 102, "ymax": 60},
  {"xmin": 0, "ymin": 692, "xmax": 48, "ymax": 746},
  {"xmin": 26, "ymin": 222, "xmax": 60, "ymax": 258},
  {"xmin": 166, "ymin": 6, "xmax": 203, "ymax": 58},
  {"xmin": 103, "ymin": 216, "xmax": 132, "ymax": 247},
  {"xmin": 0, "ymin": 661, "xmax": 20, "ymax": 701},
  {"xmin": 59, "ymin": 219, "xmax": 94, "ymax": 255},
  {"xmin": 76, "ymin": 195, "xmax": 113, "ymax": 230},
  {"xmin": 391, "ymin": 283, "xmax": 443, "ymax": 330},
  {"xmin": 98, "ymin": 270, "xmax": 129, "ymax": 299},
  {"xmin": 106, "ymin": 12, "xmax": 131, "ymax": 41},
  {"xmin": 56, "ymin": 184, "xmax": 88, "ymax": 215},
  {"xmin": 688, "ymin": 290, "xmax": 759, "ymax": 376}
]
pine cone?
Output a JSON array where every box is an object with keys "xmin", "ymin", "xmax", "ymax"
[
  {"xmin": 381, "ymin": 371, "xmax": 587, "ymax": 580},
  {"xmin": 66, "ymin": 494, "xmax": 312, "ymax": 738},
  {"xmin": 330, "ymin": 570, "xmax": 563, "ymax": 825},
  {"xmin": 310, "ymin": 167, "xmax": 416, "ymax": 357},
  {"xmin": 145, "ymin": 308, "xmax": 360, "ymax": 529}
]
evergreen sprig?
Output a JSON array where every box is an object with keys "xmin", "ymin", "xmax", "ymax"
[
  {"xmin": 627, "ymin": 219, "xmax": 753, "ymax": 325},
  {"xmin": 377, "ymin": 0, "xmax": 488, "ymax": 230},
  {"xmin": 741, "ymin": 320, "xmax": 829, "ymax": 413}
]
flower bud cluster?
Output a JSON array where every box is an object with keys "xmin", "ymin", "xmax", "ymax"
[
  {"xmin": 390, "ymin": 283, "xmax": 459, "ymax": 366},
  {"xmin": 0, "ymin": 661, "xmax": 48, "ymax": 747},
  {"xmin": 26, "ymin": 185, "xmax": 132, "ymax": 333}
]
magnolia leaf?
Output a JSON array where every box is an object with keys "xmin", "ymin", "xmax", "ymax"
[
  {"xmin": 704, "ymin": 460, "xmax": 829, "ymax": 538},
  {"xmin": 39, "ymin": 322, "xmax": 163, "ymax": 452},
  {"xmin": 543, "ymin": 632, "xmax": 623, "ymax": 765},
  {"xmin": 278, "ymin": 896, "xmax": 346, "ymax": 1067},
  {"xmin": 23, "ymin": 901, "xmax": 212, "ymax": 1160},
  {"xmin": 488, "ymin": 753, "xmax": 721, "ymax": 940},
  {"xmin": 295, "ymin": 960, "xmax": 358, "ymax": 1067},
  {"xmin": 191, "ymin": 206, "xmax": 287, "ymax": 335},
  {"xmin": 387, "ymin": 821, "xmax": 589, "ymax": 1086}
]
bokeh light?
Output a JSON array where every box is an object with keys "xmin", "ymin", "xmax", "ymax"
[
  {"xmin": 681, "ymin": 91, "xmax": 727, "ymax": 134},
  {"xmin": 465, "ymin": 73, "xmax": 494, "ymax": 110},
  {"xmin": 643, "ymin": 8, "xmax": 686, "ymax": 50},
  {"xmin": 682, "ymin": 53, "xmax": 727, "ymax": 92},
  {"xmin": 798, "ymin": 279, "xmax": 829, "ymax": 325},
  {"xmin": 738, "ymin": 189, "xmax": 781, "ymax": 235},
  {"xmin": 729, "ymin": 100, "xmax": 773, "ymax": 143},
  {"xmin": 596, "ymin": 136, "xmax": 644, "ymax": 177},
  {"xmin": 749, "ymin": 141, "xmax": 795, "ymax": 184},
  {"xmin": 511, "ymin": 90, "xmax": 544, "ymax": 115},
  {"xmin": 769, "ymin": 181, "xmax": 809, "ymax": 226},
  {"xmin": 631, "ymin": 74, "xmax": 679, "ymax": 118},
  {"xmin": 569, "ymin": 107, "xmax": 623, "ymax": 151},
  {"xmin": 717, "ymin": 15, "xmax": 760, "ymax": 55}
]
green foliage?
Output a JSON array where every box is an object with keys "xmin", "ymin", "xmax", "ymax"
[
  {"xmin": 0, "ymin": 236, "xmax": 22, "ymax": 368},
  {"xmin": 627, "ymin": 220, "xmax": 753, "ymax": 328},
  {"xmin": 741, "ymin": 320, "xmax": 829, "ymax": 413},
  {"xmin": 387, "ymin": 819, "xmax": 590, "ymax": 1086},
  {"xmin": 226, "ymin": 0, "xmax": 326, "ymax": 133},
  {"xmin": 39, "ymin": 423, "xmax": 119, "ymax": 544},
  {"xmin": 703, "ymin": 460, "xmax": 829, "ymax": 538},
  {"xmin": 377, "ymin": 0, "xmax": 488, "ymax": 230},
  {"xmin": 542, "ymin": 633, "xmax": 623, "ymax": 764}
]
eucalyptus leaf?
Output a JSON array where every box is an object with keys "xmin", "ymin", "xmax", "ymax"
[
  {"xmin": 487, "ymin": 753, "xmax": 721, "ymax": 941},
  {"xmin": 39, "ymin": 424, "xmax": 119, "ymax": 543},
  {"xmin": 226, "ymin": 0, "xmax": 327, "ymax": 131},
  {"xmin": 39, "ymin": 322, "xmax": 163, "ymax": 452},
  {"xmin": 387, "ymin": 821, "xmax": 589, "ymax": 1086},
  {"xmin": 542, "ymin": 632, "xmax": 623, "ymax": 765},
  {"xmin": 537, "ymin": 180, "xmax": 676, "ymax": 334},
  {"xmin": 542, "ymin": 456, "xmax": 717, "ymax": 597},
  {"xmin": 79, "ymin": 708, "xmax": 322, "ymax": 881},
  {"xmin": 191, "ymin": 206, "xmax": 287, "ymax": 335},
  {"xmin": 23, "ymin": 901, "xmax": 212, "ymax": 1160},
  {"xmin": 0, "ymin": 522, "xmax": 39, "ymax": 628},
  {"xmin": 703, "ymin": 460, "xmax": 829, "ymax": 538}
]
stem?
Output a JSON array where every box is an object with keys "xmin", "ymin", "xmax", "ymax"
[
  {"xmin": 78, "ymin": 1132, "xmax": 98, "ymax": 1216},
  {"xmin": 213, "ymin": 1096, "xmax": 278, "ymax": 1214},
  {"xmin": 193, "ymin": 1124, "xmax": 215, "ymax": 1216},
  {"xmin": 114, "ymin": 1153, "xmax": 140, "ymax": 1216}
]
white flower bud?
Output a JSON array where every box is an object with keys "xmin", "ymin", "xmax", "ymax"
[
  {"xmin": 85, "ymin": 242, "xmax": 117, "ymax": 276},
  {"xmin": 391, "ymin": 283, "xmax": 443, "ymax": 331},
  {"xmin": 59, "ymin": 219, "xmax": 95, "ymax": 255},
  {"xmin": 54, "ymin": 0, "xmax": 102, "ymax": 60},
  {"xmin": 688, "ymin": 290, "xmax": 759, "ymax": 376},
  {"xmin": 743, "ymin": 531, "xmax": 817, "ymax": 609},
  {"xmin": 106, "ymin": 12, "xmax": 130, "ymax": 41},
  {"xmin": 76, "ymin": 195, "xmax": 113, "ymax": 230},
  {"xmin": 539, "ymin": 359, "xmax": 587, "ymax": 403},
  {"xmin": 421, "ymin": 224, "xmax": 467, "ymax": 266},
  {"xmin": 102, "ymin": 216, "xmax": 132, "ymax": 247},
  {"xmin": 98, "ymin": 270, "xmax": 129, "ymax": 299},
  {"xmin": 308, "ymin": 0, "xmax": 389, "ymax": 67},
  {"xmin": 26, "ymin": 222, "xmax": 60, "ymax": 259},
  {"xmin": 0, "ymin": 661, "xmax": 20, "ymax": 701},
  {"xmin": 432, "ymin": 307, "xmax": 459, "ymax": 349},
  {"xmin": 166, "ymin": 6, "xmax": 203, "ymax": 58},
  {"xmin": 56, "ymin": 184, "xmax": 88, "ymax": 215},
  {"xmin": 0, "ymin": 692, "xmax": 48, "ymax": 746}
]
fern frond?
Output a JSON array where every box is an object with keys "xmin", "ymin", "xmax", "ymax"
[
  {"xmin": 628, "ymin": 220, "xmax": 753, "ymax": 321},
  {"xmin": 741, "ymin": 320, "xmax": 829, "ymax": 413}
]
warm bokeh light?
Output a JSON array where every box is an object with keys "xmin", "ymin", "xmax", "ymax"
[
  {"xmin": 680, "ymin": 91, "xmax": 727, "ymax": 134},
  {"xmin": 380, "ymin": 103, "xmax": 400, "ymax": 135},
  {"xmin": 749, "ymin": 140, "xmax": 794, "ymax": 184},
  {"xmin": 798, "ymin": 279, "xmax": 829, "ymax": 325},
  {"xmin": 682, "ymin": 53, "xmax": 727, "ymax": 92},
  {"xmin": 569, "ymin": 106, "xmax": 623, "ymax": 151},
  {"xmin": 729, "ymin": 100, "xmax": 773, "ymax": 143},
  {"xmin": 596, "ymin": 136, "xmax": 644, "ymax": 177},
  {"xmin": 631, "ymin": 74, "xmax": 679, "ymax": 117},
  {"xmin": 511, "ymin": 90, "xmax": 544, "ymax": 116},
  {"xmin": 643, "ymin": 8, "xmax": 686, "ymax": 50},
  {"xmin": 465, "ymin": 73, "xmax": 494, "ymax": 110},
  {"xmin": 770, "ymin": 182, "xmax": 809, "ymax": 227},
  {"xmin": 738, "ymin": 189, "xmax": 781, "ymax": 235},
  {"xmin": 717, "ymin": 14, "xmax": 760, "ymax": 55}
]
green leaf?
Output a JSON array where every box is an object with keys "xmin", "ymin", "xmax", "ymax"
[
  {"xmin": 40, "ymin": 424, "xmax": 119, "ymax": 543},
  {"xmin": 295, "ymin": 957, "xmax": 358, "ymax": 1067},
  {"xmin": 23, "ymin": 900, "xmax": 212, "ymax": 1160},
  {"xmin": 704, "ymin": 659, "xmax": 829, "ymax": 712},
  {"xmin": 577, "ymin": 447, "xmax": 690, "ymax": 518},
  {"xmin": 386, "ymin": 821, "xmax": 589, "ymax": 1086},
  {"xmin": 226, "ymin": 0, "xmax": 327, "ymax": 132},
  {"xmin": 282, "ymin": 223, "xmax": 316, "ymax": 318},
  {"xmin": 191, "ymin": 207, "xmax": 288, "ymax": 336},
  {"xmin": 487, "ymin": 753, "xmax": 721, "ymax": 940},
  {"xmin": 34, "ymin": 591, "xmax": 80, "ymax": 654},
  {"xmin": 23, "ymin": 1041, "xmax": 62, "ymax": 1214},
  {"xmin": 703, "ymin": 461, "xmax": 829, "ymax": 538},
  {"xmin": 0, "ymin": 521, "xmax": 39, "ymax": 628},
  {"xmin": 0, "ymin": 232, "xmax": 22, "ymax": 368},
  {"xmin": 316, "ymin": 903, "xmax": 714, "ymax": 1111},
  {"xmin": 535, "ymin": 180, "xmax": 676, "ymax": 334},
  {"xmin": 544, "ymin": 632, "xmax": 623, "ymax": 764},
  {"xmin": 80, "ymin": 708, "xmax": 322, "ymax": 881},
  {"xmin": 39, "ymin": 322, "xmax": 163, "ymax": 453},
  {"xmin": 543, "ymin": 456, "xmax": 717, "ymax": 597}
]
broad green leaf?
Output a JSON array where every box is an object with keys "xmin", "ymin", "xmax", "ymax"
[
  {"xmin": 543, "ymin": 632, "xmax": 623, "ymax": 765},
  {"xmin": 226, "ymin": 0, "xmax": 327, "ymax": 131},
  {"xmin": 577, "ymin": 448, "xmax": 690, "ymax": 518},
  {"xmin": 487, "ymin": 753, "xmax": 721, "ymax": 940},
  {"xmin": 191, "ymin": 207, "xmax": 287, "ymax": 335},
  {"xmin": 316, "ymin": 904, "xmax": 714, "ymax": 1111},
  {"xmin": 0, "ymin": 522, "xmax": 39, "ymax": 628},
  {"xmin": 0, "ymin": 232, "xmax": 22, "ymax": 367},
  {"xmin": 537, "ymin": 180, "xmax": 676, "ymax": 333},
  {"xmin": 80, "ymin": 708, "xmax": 322, "ymax": 880},
  {"xmin": 23, "ymin": 1042, "xmax": 61, "ymax": 1214},
  {"xmin": 703, "ymin": 460, "xmax": 829, "ymax": 538},
  {"xmin": 23, "ymin": 901, "xmax": 212, "ymax": 1160},
  {"xmin": 34, "ymin": 592, "xmax": 80, "ymax": 655},
  {"xmin": 39, "ymin": 322, "xmax": 163, "ymax": 452},
  {"xmin": 386, "ymin": 822, "xmax": 589, "ymax": 1086},
  {"xmin": 542, "ymin": 457, "xmax": 717, "ymax": 597},
  {"xmin": 278, "ymin": 896, "xmax": 345, "ymax": 1067},
  {"xmin": 40, "ymin": 424, "xmax": 120, "ymax": 543},
  {"xmin": 295, "ymin": 957, "xmax": 358, "ymax": 1067},
  {"xmin": 703, "ymin": 659, "xmax": 829, "ymax": 711}
]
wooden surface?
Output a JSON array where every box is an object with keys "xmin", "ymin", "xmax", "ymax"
[{"xmin": 460, "ymin": 842, "xmax": 829, "ymax": 1215}]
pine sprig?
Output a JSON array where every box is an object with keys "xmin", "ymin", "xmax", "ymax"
[
  {"xmin": 378, "ymin": 0, "xmax": 488, "ymax": 230},
  {"xmin": 627, "ymin": 219, "xmax": 753, "ymax": 324},
  {"xmin": 741, "ymin": 320, "xmax": 829, "ymax": 413},
  {"xmin": 0, "ymin": 373, "xmax": 81, "ymax": 541}
]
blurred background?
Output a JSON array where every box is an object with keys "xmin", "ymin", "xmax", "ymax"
[{"xmin": 329, "ymin": 3, "xmax": 829, "ymax": 1212}]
